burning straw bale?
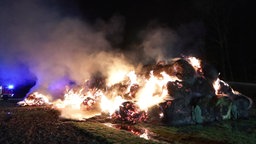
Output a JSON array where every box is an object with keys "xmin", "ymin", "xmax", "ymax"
[
  {"xmin": 112, "ymin": 101, "xmax": 148, "ymax": 124},
  {"xmin": 17, "ymin": 56, "xmax": 253, "ymax": 126},
  {"xmin": 158, "ymin": 58, "xmax": 253, "ymax": 125},
  {"xmin": 169, "ymin": 58, "xmax": 197, "ymax": 85}
]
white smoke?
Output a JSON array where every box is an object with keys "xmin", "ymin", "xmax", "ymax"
[
  {"xmin": 124, "ymin": 20, "xmax": 205, "ymax": 66},
  {"xmin": 0, "ymin": 0, "xmax": 131, "ymax": 98},
  {"xmin": 139, "ymin": 25, "xmax": 178, "ymax": 62},
  {"xmin": 0, "ymin": 0, "xmax": 205, "ymax": 99}
]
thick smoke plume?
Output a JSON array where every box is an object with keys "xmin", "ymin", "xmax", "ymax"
[
  {"xmin": 0, "ymin": 0, "xmax": 205, "ymax": 99},
  {"xmin": 0, "ymin": 0, "xmax": 131, "ymax": 99},
  {"xmin": 128, "ymin": 21, "xmax": 205, "ymax": 65}
]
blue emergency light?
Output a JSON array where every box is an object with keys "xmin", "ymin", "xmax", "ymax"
[{"xmin": 8, "ymin": 85, "xmax": 14, "ymax": 89}]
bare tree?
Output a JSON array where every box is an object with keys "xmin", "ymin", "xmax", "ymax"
[{"xmin": 194, "ymin": 0, "xmax": 237, "ymax": 80}]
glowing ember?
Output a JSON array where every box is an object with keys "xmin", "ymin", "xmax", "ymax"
[
  {"xmin": 139, "ymin": 129, "xmax": 149, "ymax": 140},
  {"xmin": 186, "ymin": 56, "xmax": 203, "ymax": 75},
  {"xmin": 187, "ymin": 56, "xmax": 201, "ymax": 70},
  {"xmin": 17, "ymin": 92, "xmax": 51, "ymax": 106},
  {"xmin": 213, "ymin": 78, "xmax": 222, "ymax": 95},
  {"xmin": 52, "ymin": 87, "xmax": 103, "ymax": 120},
  {"xmin": 111, "ymin": 101, "xmax": 147, "ymax": 123},
  {"xmin": 17, "ymin": 56, "xmax": 253, "ymax": 124},
  {"xmin": 213, "ymin": 77, "xmax": 239, "ymax": 96},
  {"xmin": 159, "ymin": 112, "xmax": 164, "ymax": 118},
  {"xmin": 104, "ymin": 123, "xmax": 152, "ymax": 140}
]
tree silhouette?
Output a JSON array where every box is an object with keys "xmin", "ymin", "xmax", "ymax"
[{"xmin": 194, "ymin": 0, "xmax": 238, "ymax": 80}]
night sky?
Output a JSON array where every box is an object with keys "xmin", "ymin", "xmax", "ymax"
[
  {"xmin": 42, "ymin": 0, "xmax": 256, "ymax": 82},
  {"xmin": 0, "ymin": 0, "xmax": 255, "ymax": 96}
]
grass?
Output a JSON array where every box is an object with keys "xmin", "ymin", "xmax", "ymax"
[
  {"xmin": 73, "ymin": 122, "xmax": 156, "ymax": 144},
  {"xmin": 0, "ymin": 99, "xmax": 255, "ymax": 144},
  {"xmin": 140, "ymin": 118, "xmax": 256, "ymax": 144},
  {"xmin": 0, "ymin": 101, "xmax": 153, "ymax": 144}
]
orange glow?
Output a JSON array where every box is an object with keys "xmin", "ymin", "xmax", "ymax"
[
  {"xmin": 100, "ymin": 95, "xmax": 126, "ymax": 115},
  {"xmin": 52, "ymin": 88, "xmax": 103, "ymax": 120},
  {"xmin": 17, "ymin": 92, "xmax": 51, "ymax": 106},
  {"xmin": 186, "ymin": 56, "xmax": 202, "ymax": 74},
  {"xmin": 139, "ymin": 129, "xmax": 149, "ymax": 140},
  {"xmin": 17, "ymin": 56, "xmax": 241, "ymax": 122},
  {"xmin": 213, "ymin": 78, "xmax": 221, "ymax": 95},
  {"xmin": 213, "ymin": 77, "xmax": 239, "ymax": 97},
  {"xmin": 17, "ymin": 66, "xmax": 182, "ymax": 120},
  {"xmin": 135, "ymin": 71, "xmax": 178, "ymax": 111},
  {"xmin": 187, "ymin": 57, "xmax": 201, "ymax": 69}
]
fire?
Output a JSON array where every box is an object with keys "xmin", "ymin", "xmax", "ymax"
[
  {"xmin": 17, "ymin": 92, "xmax": 51, "ymax": 106},
  {"xmin": 17, "ymin": 56, "xmax": 252, "ymax": 124},
  {"xmin": 53, "ymin": 88, "xmax": 86, "ymax": 109},
  {"xmin": 52, "ymin": 87, "xmax": 103, "ymax": 120},
  {"xmin": 187, "ymin": 56, "xmax": 201, "ymax": 70},
  {"xmin": 107, "ymin": 69, "xmax": 129, "ymax": 86},
  {"xmin": 213, "ymin": 78, "xmax": 221, "ymax": 95},
  {"xmin": 213, "ymin": 77, "xmax": 240, "ymax": 96},
  {"xmin": 126, "ymin": 71, "xmax": 139, "ymax": 94},
  {"xmin": 186, "ymin": 56, "xmax": 203, "ymax": 74},
  {"xmin": 139, "ymin": 129, "xmax": 149, "ymax": 140},
  {"xmin": 135, "ymin": 71, "xmax": 177, "ymax": 111},
  {"xmin": 100, "ymin": 95, "xmax": 126, "ymax": 115},
  {"xmin": 104, "ymin": 123, "xmax": 151, "ymax": 140},
  {"xmin": 17, "ymin": 56, "xmax": 202, "ymax": 120}
]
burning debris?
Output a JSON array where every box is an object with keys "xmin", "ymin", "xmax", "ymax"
[
  {"xmin": 17, "ymin": 56, "xmax": 253, "ymax": 125},
  {"xmin": 111, "ymin": 101, "xmax": 148, "ymax": 124},
  {"xmin": 17, "ymin": 92, "xmax": 52, "ymax": 106}
]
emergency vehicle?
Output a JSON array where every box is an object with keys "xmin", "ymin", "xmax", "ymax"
[{"xmin": 0, "ymin": 85, "xmax": 14, "ymax": 100}]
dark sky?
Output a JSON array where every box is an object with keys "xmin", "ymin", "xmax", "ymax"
[
  {"xmin": 0, "ymin": 0, "xmax": 255, "ymax": 90},
  {"xmin": 55, "ymin": 0, "xmax": 256, "ymax": 82},
  {"xmin": 60, "ymin": 0, "xmax": 201, "ymax": 35}
]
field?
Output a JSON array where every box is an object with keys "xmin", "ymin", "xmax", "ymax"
[{"xmin": 1, "ymin": 83, "xmax": 256, "ymax": 144}]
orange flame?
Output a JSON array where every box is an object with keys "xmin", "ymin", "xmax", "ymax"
[
  {"xmin": 18, "ymin": 56, "xmax": 240, "ymax": 122},
  {"xmin": 135, "ymin": 71, "xmax": 178, "ymax": 111},
  {"xmin": 17, "ymin": 92, "xmax": 51, "ymax": 106}
]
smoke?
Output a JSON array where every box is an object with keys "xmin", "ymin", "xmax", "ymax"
[
  {"xmin": 0, "ymin": 0, "xmax": 131, "ymax": 98},
  {"xmin": 126, "ymin": 21, "xmax": 205, "ymax": 65},
  {"xmin": 95, "ymin": 14, "xmax": 126, "ymax": 47},
  {"xmin": 139, "ymin": 24, "xmax": 178, "ymax": 62},
  {"xmin": 0, "ymin": 0, "xmax": 205, "ymax": 99}
]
